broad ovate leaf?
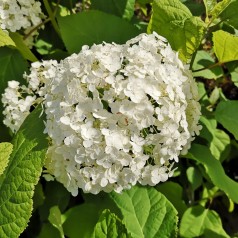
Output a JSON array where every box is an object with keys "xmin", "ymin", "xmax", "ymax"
[
  {"xmin": 180, "ymin": 205, "xmax": 229, "ymax": 237},
  {"xmin": 187, "ymin": 144, "xmax": 238, "ymax": 203},
  {"xmin": 220, "ymin": 0, "xmax": 238, "ymax": 29},
  {"xmin": 215, "ymin": 100, "xmax": 238, "ymax": 140},
  {"xmin": 110, "ymin": 185, "xmax": 178, "ymax": 238},
  {"xmin": 0, "ymin": 107, "xmax": 48, "ymax": 237},
  {"xmin": 91, "ymin": 209, "xmax": 131, "ymax": 238},
  {"xmin": 0, "ymin": 142, "xmax": 13, "ymax": 176},
  {"xmin": 58, "ymin": 10, "xmax": 141, "ymax": 54},
  {"xmin": 213, "ymin": 30, "xmax": 238, "ymax": 63},
  {"xmin": 91, "ymin": 0, "xmax": 135, "ymax": 20},
  {"xmin": 0, "ymin": 29, "xmax": 15, "ymax": 47},
  {"xmin": 148, "ymin": 0, "xmax": 205, "ymax": 62}
]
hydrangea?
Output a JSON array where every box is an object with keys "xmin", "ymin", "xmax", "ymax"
[
  {"xmin": 1, "ymin": 32, "xmax": 202, "ymax": 195},
  {"xmin": 0, "ymin": 0, "xmax": 44, "ymax": 32}
]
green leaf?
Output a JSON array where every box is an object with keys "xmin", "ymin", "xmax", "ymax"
[
  {"xmin": 215, "ymin": 100, "xmax": 238, "ymax": 140},
  {"xmin": 9, "ymin": 32, "xmax": 38, "ymax": 62},
  {"xmin": 58, "ymin": 10, "xmax": 142, "ymax": 54},
  {"xmin": 213, "ymin": 30, "xmax": 238, "ymax": 63},
  {"xmin": 157, "ymin": 181, "xmax": 187, "ymax": 217},
  {"xmin": 192, "ymin": 50, "xmax": 223, "ymax": 79},
  {"xmin": 186, "ymin": 167, "xmax": 203, "ymax": 191},
  {"xmin": 220, "ymin": 0, "xmax": 238, "ymax": 29},
  {"xmin": 200, "ymin": 116, "xmax": 231, "ymax": 161},
  {"xmin": 0, "ymin": 142, "xmax": 13, "ymax": 176},
  {"xmin": 0, "ymin": 29, "xmax": 15, "ymax": 47},
  {"xmin": 110, "ymin": 185, "xmax": 178, "ymax": 238},
  {"xmin": 180, "ymin": 205, "xmax": 229, "ymax": 238},
  {"xmin": 48, "ymin": 206, "xmax": 64, "ymax": 238},
  {"xmin": 91, "ymin": 209, "xmax": 131, "ymax": 238},
  {"xmin": 186, "ymin": 143, "xmax": 238, "ymax": 203},
  {"xmin": 0, "ymin": 107, "xmax": 48, "ymax": 237},
  {"xmin": 0, "ymin": 47, "xmax": 28, "ymax": 141},
  {"xmin": 148, "ymin": 0, "xmax": 205, "ymax": 62},
  {"xmin": 203, "ymin": 0, "xmax": 217, "ymax": 16},
  {"xmin": 91, "ymin": 0, "xmax": 135, "ymax": 20},
  {"xmin": 209, "ymin": 0, "xmax": 232, "ymax": 23},
  {"xmin": 38, "ymin": 223, "xmax": 61, "ymax": 238}
]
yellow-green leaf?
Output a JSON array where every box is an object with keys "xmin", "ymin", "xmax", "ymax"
[
  {"xmin": 0, "ymin": 29, "xmax": 15, "ymax": 47},
  {"xmin": 9, "ymin": 32, "xmax": 38, "ymax": 62},
  {"xmin": 0, "ymin": 143, "xmax": 13, "ymax": 176},
  {"xmin": 213, "ymin": 30, "xmax": 238, "ymax": 63}
]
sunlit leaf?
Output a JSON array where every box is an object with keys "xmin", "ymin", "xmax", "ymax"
[
  {"xmin": 0, "ymin": 142, "xmax": 13, "ymax": 176},
  {"xmin": 180, "ymin": 205, "xmax": 229, "ymax": 237},
  {"xmin": 48, "ymin": 206, "xmax": 64, "ymax": 238},
  {"xmin": 213, "ymin": 30, "xmax": 238, "ymax": 63},
  {"xmin": 186, "ymin": 167, "xmax": 203, "ymax": 191},
  {"xmin": 0, "ymin": 107, "xmax": 48, "ymax": 237},
  {"xmin": 110, "ymin": 186, "xmax": 178, "ymax": 238},
  {"xmin": 0, "ymin": 29, "xmax": 15, "ymax": 47},
  {"xmin": 148, "ymin": 0, "xmax": 205, "ymax": 62}
]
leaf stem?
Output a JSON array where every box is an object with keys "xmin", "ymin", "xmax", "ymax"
[{"xmin": 192, "ymin": 61, "xmax": 222, "ymax": 73}]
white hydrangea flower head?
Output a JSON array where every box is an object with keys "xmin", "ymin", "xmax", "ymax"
[
  {"xmin": 1, "ymin": 32, "xmax": 201, "ymax": 195},
  {"xmin": 0, "ymin": 0, "xmax": 44, "ymax": 32}
]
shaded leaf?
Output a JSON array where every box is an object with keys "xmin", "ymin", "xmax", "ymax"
[
  {"xmin": 213, "ymin": 30, "xmax": 238, "ymax": 63},
  {"xmin": 91, "ymin": 209, "xmax": 131, "ymax": 238},
  {"xmin": 0, "ymin": 142, "xmax": 13, "ymax": 176},
  {"xmin": 0, "ymin": 107, "xmax": 48, "ymax": 237},
  {"xmin": 186, "ymin": 143, "xmax": 238, "ymax": 203},
  {"xmin": 180, "ymin": 205, "xmax": 229, "ymax": 237},
  {"xmin": 58, "ymin": 10, "xmax": 141, "ymax": 54},
  {"xmin": 220, "ymin": 0, "xmax": 238, "ymax": 29},
  {"xmin": 215, "ymin": 100, "xmax": 238, "ymax": 140},
  {"xmin": 186, "ymin": 167, "xmax": 203, "ymax": 191},
  {"xmin": 110, "ymin": 185, "xmax": 178, "ymax": 238},
  {"xmin": 148, "ymin": 0, "xmax": 205, "ymax": 61},
  {"xmin": 157, "ymin": 181, "xmax": 187, "ymax": 217},
  {"xmin": 48, "ymin": 206, "xmax": 64, "ymax": 238},
  {"xmin": 91, "ymin": 0, "xmax": 135, "ymax": 20}
]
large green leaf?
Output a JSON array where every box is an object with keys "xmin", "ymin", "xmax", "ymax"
[
  {"xmin": 110, "ymin": 186, "xmax": 178, "ymax": 238},
  {"xmin": 213, "ymin": 30, "xmax": 238, "ymax": 63},
  {"xmin": 91, "ymin": 209, "xmax": 131, "ymax": 238},
  {"xmin": 186, "ymin": 143, "xmax": 238, "ymax": 203},
  {"xmin": 0, "ymin": 29, "xmax": 15, "ymax": 47},
  {"xmin": 0, "ymin": 107, "xmax": 48, "ymax": 237},
  {"xmin": 215, "ymin": 100, "xmax": 238, "ymax": 140},
  {"xmin": 0, "ymin": 142, "xmax": 13, "ymax": 176},
  {"xmin": 91, "ymin": 0, "xmax": 135, "ymax": 20},
  {"xmin": 180, "ymin": 205, "xmax": 229, "ymax": 238},
  {"xmin": 148, "ymin": 0, "xmax": 205, "ymax": 62},
  {"xmin": 220, "ymin": 0, "xmax": 238, "ymax": 29},
  {"xmin": 58, "ymin": 10, "xmax": 141, "ymax": 54}
]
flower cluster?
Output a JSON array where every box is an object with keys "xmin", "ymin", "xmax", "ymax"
[
  {"xmin": 0, "ymin": 0, "xmax": 44, "ymax": 34},
  {"xmin": 2, "ymin": 33, "xmax": 201, "ymax": 195}
]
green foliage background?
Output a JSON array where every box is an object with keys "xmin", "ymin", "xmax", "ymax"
[{"xmin": 0, "ymin": 0, "xmax": 238, "ymax": 237}]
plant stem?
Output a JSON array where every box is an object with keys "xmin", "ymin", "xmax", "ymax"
[
  {"xmin": 43, "ymin": 0, "xmax": 61, "ymax": 37},
  {"xmin": 192, "ymin": 61, "xmax": 222, "ymax": 73}
]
